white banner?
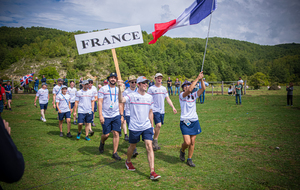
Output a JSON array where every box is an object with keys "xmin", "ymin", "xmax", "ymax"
[{"xmin": 74, "ymin": 25, "xmax": 144, "ymax": 55}]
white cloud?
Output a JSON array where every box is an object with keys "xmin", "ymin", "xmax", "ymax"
[{"xmin": 0, "ymin": 0, "xmax": 299, "ymax": 45}]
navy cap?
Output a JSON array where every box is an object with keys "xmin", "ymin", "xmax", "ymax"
[{"xmin": 107, "ymin": 73, "xmax": 118, "ymax": 80}]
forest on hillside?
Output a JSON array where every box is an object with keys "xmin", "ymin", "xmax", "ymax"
[{"xmin": 0, "ymin": 26, "xmax": 299, "ymax": 84}]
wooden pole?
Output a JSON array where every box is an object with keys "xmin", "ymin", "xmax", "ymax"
[
  {"xmin": 111, "ymin": 48, "xmax": 124, "ymax": 91},
  {"xmin": 244, "ymin": 80, "xmax": 247, "ymax": 95},
  {"xmin": 212, "ymin": 85, "xmax": 214, "ymax": 96},
  {"xmin": 221, "ymin": 81, "xmax": 224, "ymax": 95}
]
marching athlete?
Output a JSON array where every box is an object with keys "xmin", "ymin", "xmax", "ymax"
[
  {"xmin": 56, "ymin": 85, "xmax": 72, "ymax": 138},
  {"xmin": 118, "ymin": 76, "xmax": 161, "ymax": 180},
  {"xmin": 147, "ymin": 73, "xmax": 177, "ymax": 150},
  {"xmin": 67, "ymin": 81, "xmax": 77, "ymax": 125},
  {"xmin": 179, "ymin": 71, "xmax": 205, "ymax": 167},
  {"xmin": 73, "ymin": 80, "xmax": 95, "ymax": 141},
  {"xmin": 34, "ymin": 83, "xmax": 49, "ymax": 122},
  {"xmin": 52, "ymin": 78, "xmax": 64, "ymax": 119}
]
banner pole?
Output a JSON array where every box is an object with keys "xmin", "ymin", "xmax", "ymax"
[{"xmin": 111, "ymin": 48, "xmax": 124, "ymax": 91}]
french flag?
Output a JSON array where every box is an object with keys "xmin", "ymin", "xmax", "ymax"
[{"xmin": 149, "ymin": 0, "xmax": 217, "ymax": 44}]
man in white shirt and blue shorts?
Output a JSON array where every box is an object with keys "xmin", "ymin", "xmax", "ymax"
[
  {"xmin": 179, "ymin": 72, "xmax": 205, "ymax": 167},
  {"xmin": 34, "ymin": 83, "xmax": 49, "ymax": 122},
  {"xmin": 118, "ymin": 76, "xmax": 161, "ymax": 181},
  {"xmin": 67, "ymin": 81, "xmax": 77, "ymax": 125},
  {"xmin": 73, "ymin": 80, "xmax": 95, "ymax": 141},
  {"xmin": 52, "ymin": 78, "xmax": 64, "ymax": 119},
  {"xmin": 56, "ymin": 85, "xmax": 72, "ymax": 138},
  {"xmin": 88, "ymin": 79, "xmax": 98, "ymax": 128},
  {"xmin": 98, "ymin": 73, "xmax": 122, "ymax": 160},
  {"xmin": 147, "ymin": 73, "xmax": 177, "ymax": 151}
]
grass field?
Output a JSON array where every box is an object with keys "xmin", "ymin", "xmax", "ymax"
[{"xmin": 1, "ymin": 88, "xmax": 300, "ymax": 189}]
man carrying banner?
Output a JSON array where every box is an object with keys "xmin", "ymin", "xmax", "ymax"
[
  {"xmin": 34, "ymin": 83, "xmax": 49, "ymax": 122},
  {"xmin": 147, "ymin": 73, "xmax": 177, "ymax": 150},
  {"xmin": 67, "ymin": 81, "xmax": 77, "ymax": 125},
  {"xmin": 56, "ymin": 85, "xmax": 72, "ymax": 138},
  {"xmin": 118, "ymin": 76, "xmax": 161, "ymax": 180},
  {"xmin": 98, "ymin": 73, "xmax": 122, "ymax": 160},
  {"xmin": 73, "ymin": 80, "xmax": 94, "ymax": 141}
]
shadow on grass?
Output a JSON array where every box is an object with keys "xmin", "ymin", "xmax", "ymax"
[
  {"xmin": 41, "ymin": 158, "xmax": 92, "ymax": 168},
  {"xmin": 154, "ymin": 151, "xmax": 181, "ymax": 164}
]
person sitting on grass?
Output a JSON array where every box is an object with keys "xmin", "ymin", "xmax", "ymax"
[
  {"xmin": 179, "ymin": 71, "xmax": 206, "ymax": 167},
  {"xmin": 228, "ymin": 86, "xmax": 233, "ymax": 96},
  {"xmin": 56, "ymin": 85, "xmax": 72, "ymax": 138},
  {"xmin": 34, "ymin": 83, "xmax": 49, "ymax": 122}
]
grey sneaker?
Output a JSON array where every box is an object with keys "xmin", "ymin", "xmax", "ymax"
[
  {"xmin": 91, "ymin": 123, "xmax": 96, "ymax": 127},
  {"xmin": 180, "ymin": 148, "xmax": 185, "ymax": 161},
  {"xmin": 59, "ymin": 132, "xmax": 63, "ymax": 137},
  {"xmin": 124, "ymin": 134, "xmax": 129, "ymax": 141},
  {"xmin": 66, "ymin": 132, "xmax": 73, "ymax": 138},
  {"xmin": 132, "ymin": 148, "xmax": 139, "ymax": 158},
  {"xmin": 89, "ymin": 130, "xmax": 94, "ymax": 136},
  {"xmin": 73, "ymin": 121, "xmax": 77, "ymax": 125},
  {"xmin": 153, "ymin": 139, "xmax": 161, "ymax": 151},
  {"xmin": 187, "ymin": 159, "xmax": 196, "ymax": 167},
  {"xmin": 112, "ymin": 152, "xmax": 121, "ymax": 161},
  {"xmin": 99, "ymin": 142, "xmax": 104, "ymax": 153}
]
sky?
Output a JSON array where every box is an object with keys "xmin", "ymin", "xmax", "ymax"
[{"xmin": 0, "ymin": 0, "xmax": 300, "ymax": 45}]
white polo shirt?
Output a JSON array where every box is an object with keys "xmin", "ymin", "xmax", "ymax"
[
  {"xmin": 36, "ymin": 88, "xmax": 49, "ymax": 104},
  {"xmin": 122, "ymin": 87, "xmax": 137, "ymax": 116},
  {"xmin": 147, "ymin": 85, "xmax": 168, "ymax": 114},
  {"xmin": 56, "ymin": 93, "xmax": 71, "ymax": 113},
  {"xmin": 179, "ymin": 91, "xmax": 199, "ymax": 122},
  {"xmin": 53, "ymin": 85, "xmax": 62, "ymax": 95},
  {"xmin": 124, "ymin": 92, "xmax": 153, "ymax": 131},
  {"xmin": 98, "ymin": 85, "xmax": 119, "ymax": 118},
  {"xmin": 67, "ymin": 87, "xmax": 77, "ymax": 103},
  {"xmin": 75, "ymin": 89, "xmax": 95, "ymax": 114},
  {"xmin": 88, "ymin": 85, "xmax": 98, "ymax": 99}
]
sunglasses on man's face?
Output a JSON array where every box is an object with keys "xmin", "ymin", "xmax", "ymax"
[
  {"xmin": 140, "ymin": 82, "xmax": 147, "ymax": 84},
  {"xmin": 130, "ymin": 81, "xmax": 136, "ymax": 84}
]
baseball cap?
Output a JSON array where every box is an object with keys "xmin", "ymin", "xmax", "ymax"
[
  {"xmin": 57, "ymin": 78, "xmax": 63, "ymax": 82},
  {"xmin": 41, "ymin": 83, "xmax": 48, "ymax": 86},
  {"xmin": 128, "ymin": 75, "xmax": 137, "ymax": 82},
  {"xmin": 181, "ymin": 81, "xmax": 191, "ymax": 88},
  {"xmin": 155, "ymin": 73, "xmax": 163, "ymax": 78},
  {"xmin": 107, "ymin": 72, "xmax": 118, "ymax": 80},
  {"xmin": 137, "ymin": 76, "xmax": 149, "ymax": 84},
  {"xmin": 103, "ymin": 79, "xmax": 108, "ymax": 84},
  {"xmin": 82, "ymin": 80, "xmax": 89, "ymax": 85},
  {"xmin": 61, "ymin": 85, "xmax": 67, "ymax": 89}
]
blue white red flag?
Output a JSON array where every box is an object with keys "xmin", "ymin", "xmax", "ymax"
[
  {"xmin": 20, "ymin": 73, "xmax": 34, "ymax": 86},
  {"xmin": 149, "ymin": 0, "xmax": 216, "ymax": 44}
]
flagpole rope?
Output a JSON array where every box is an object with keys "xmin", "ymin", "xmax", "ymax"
[{"xmin": 201, "ymin": 0, "xmax": 215, "ymax": 72}]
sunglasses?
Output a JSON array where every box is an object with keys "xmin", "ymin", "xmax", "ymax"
[
  {"xmin": 140, "ymin": 82, "xmax": 147, "ymax": 84},
  {"xmin": 130, "ymin": 81, "xmax": 136, "ymax": 84}
]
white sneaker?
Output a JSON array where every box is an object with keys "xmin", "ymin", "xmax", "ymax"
[{"xmin": 43, "ymin": 118, "xmax": 47, "ymax": 122}]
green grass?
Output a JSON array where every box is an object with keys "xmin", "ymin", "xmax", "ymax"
[{"xmin": 1, "ymin": 88, "xmax": 300, "ymax": 189}]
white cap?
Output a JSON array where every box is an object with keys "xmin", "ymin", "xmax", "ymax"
[
  {"xmin": 137, "ymin": 76, "xmax": 149, "ymax": 84},
  {"xmin": 155, "ymin": 73, "xmax": 163, "ymax": 78},
  {"xmin": 61, "ymin": 85, "xmax": 67, "ymax": 89}
]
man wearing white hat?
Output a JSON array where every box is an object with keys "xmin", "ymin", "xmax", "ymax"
[
  {"xmin": 118, "ymin": 76, "xmax": 161, "ymax": 180},
  {"xmin": 147, "ymin": 73, "xmax": 177, "ymax": 150}
]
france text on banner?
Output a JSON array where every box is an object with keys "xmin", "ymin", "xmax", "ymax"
[{"xmin": 75, "ymin": 25, "xmax": 144, "ymax": 55}]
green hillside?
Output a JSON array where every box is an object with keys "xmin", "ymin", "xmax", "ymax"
[{"xmin": 0, "ymin": 26, "xmax": 299, "ymax": 83}]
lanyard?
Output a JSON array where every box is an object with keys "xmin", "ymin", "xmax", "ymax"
[
  {"xmin": 56, "ymin": 86, "xmax": 62, "ymax": 95},
  {"xmin": 108, "ymin": 85, "xmax": 117, "ymax": 103},
  {"xmin": 61, "ymin": 93, "xmax": 69, "ymax": 105}
]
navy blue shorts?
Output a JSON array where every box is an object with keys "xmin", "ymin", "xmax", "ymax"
[
  {"xmin": 71, "ymin": 102, "xmax": 75, "ymax": 109},
  {"xmin": 56, "ymin": 107, "xmax": 58, "ymax": 111},
  {"xmin": 125, "ymin": 116, "xmax": 130, "ymax": 126},
  {"xmin": 0, "ymin": 100, "xmax": 3, "ymax": 113},
  {"xmin": 94, "ymin": 101, "xmax": 97, "ymax": 112},
  {"xmin": 78, "ymin": 113, "xmax": 93, "ymax": 124},
  {"xmin": 6, "ymin": 94, "xmax": 12, "ymax": 100},
  {"xmin": 102, "ymin": 115, "xmax": 121, "ymax": 135},
  {"xmin": 153, "ymin": 112, "xmax": 164, "ymax": 125},
  {"xmin": 58, "ymin": 111, "xmax": 71, "ymax": 121},
  {"xmin": 129, "ymin": 127, "xmax": 154, "ymax": 144},
  {"xmin": 180, "ymin": 120, "xmax": 201, "ymax": 135},
  {"xmin": 40, "ymin": 103, "xmax": 48, "ymax": 110}
]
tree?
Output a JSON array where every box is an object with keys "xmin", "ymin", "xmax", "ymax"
[
  {"xmin": 38, "ymin": 66, "xmax": 59, "ymax": 79},
  {"xmin": 249, "ymin": 72, "xmax": 269, "ymax": 89}
]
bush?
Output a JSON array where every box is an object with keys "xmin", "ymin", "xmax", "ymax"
[
  {"xmin": 38, "ymin": 66, "xmax": 59, "ymax": 79},
  {"xmin": 249, "ymin": 72, "xmax": 269, "ymax": 89}
]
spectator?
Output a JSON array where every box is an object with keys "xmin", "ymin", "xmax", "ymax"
[
  {"xmin": 124, "ymin": 78, "xmax": 130, "ymax": 90},
  {"xmin": 238, "ymin": 77, "xmax": 244, "ymax": 95},
  {"xmin": 79, "ymin": 78, "xmax": 83, "ymax": 90},
  {"xmin": 41, "ymin": 75, "xmax": 46, "ymax": 84},
  {"xmin": 149, "ymin": 80, "xmax": 155, "ymax": 88},
  {"xmin": 174, "ymin": 78, "xmax": 181, "ymax": 95},
  {"xmin": 53, "ymin": 81, "xmax": 57, "ymax": 87},
  {"xmin": 103, "ymin": 79, "xmax": 108, "ymax": 86},
  {"xmin": 0, "ymin": 80, "xmax": 7, "ymax": 117},
  {"xmin": 63, "ymin": 76, "xmax": 68, "ymax": 86},
  {"xmin": 198, "ymin": 78, "xmax": 209, "ymax": 104},
  {"xmin": 5, "ymin": 81, "xmax": 14, "ymax": 111},
  {"xmin": 34, "ymin": 77, "xmax": 39, "ymax": 92},
  {"xmin": 167, "ymin": 77, "xmax": 173, "ymax": 96},
  {"xmin": 235, "ymin": 81, "xmax": 242, "ymax": 105},
  {"xmin": 228, "ymin": 86, "xmax": 233, "ymax": 96},
  {"xmin": 286, "ymin": 82, "xmax": 293, "ymax": 106},
  {"xmin": 0, "ymin": 118, "xmax": 25, "ymax": 186}
]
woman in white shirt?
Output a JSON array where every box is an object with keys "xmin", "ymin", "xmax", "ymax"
[
  {"xmin": 179, "ymin": 71, "xmax": 205, "ymax": 167},
  {"xmin": 228, "ymin": 86, "xmax": 233, "ymax": 96}
]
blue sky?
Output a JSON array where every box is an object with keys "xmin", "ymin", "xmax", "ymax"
[{"xmin": 0, "ymin": 0, "xmax": 299, "ymax": 45}]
